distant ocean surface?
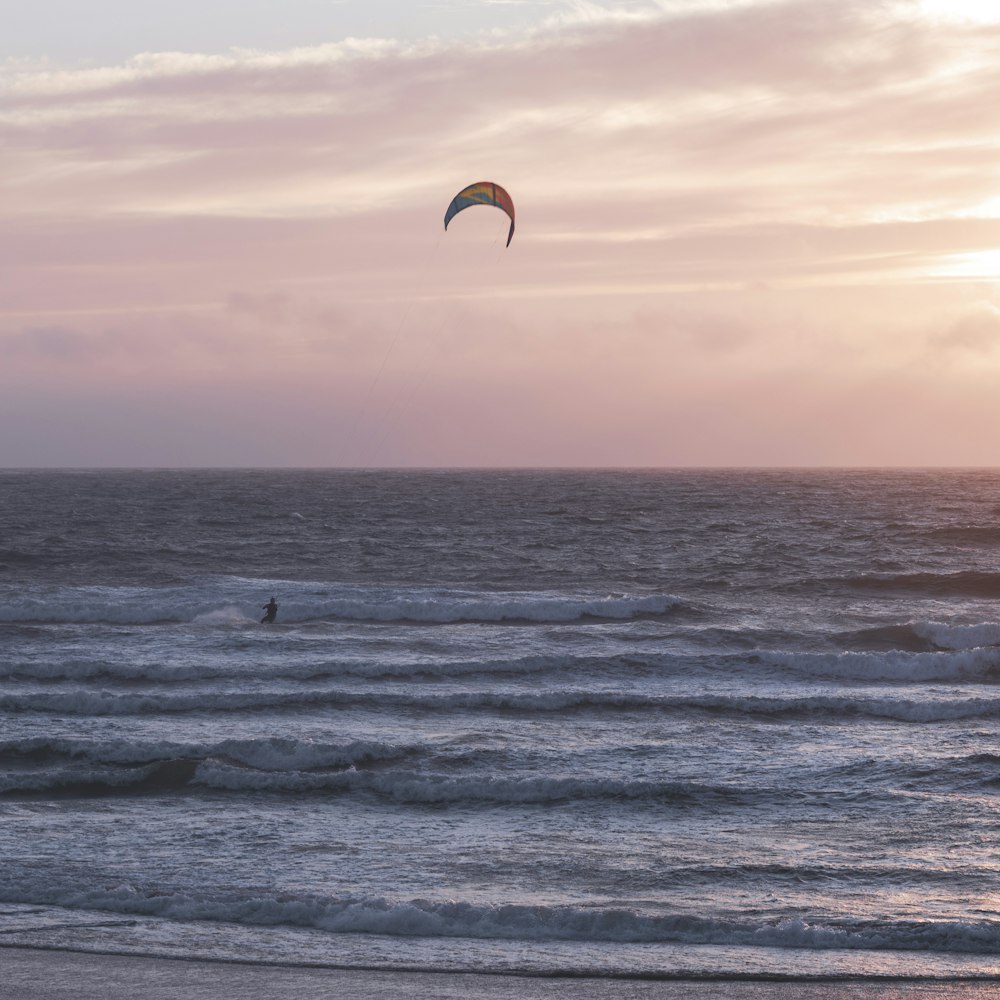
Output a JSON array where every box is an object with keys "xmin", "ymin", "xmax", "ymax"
[{"xmin": 3, "ymin": 469, "xmax": 1000, "ymax": 982}]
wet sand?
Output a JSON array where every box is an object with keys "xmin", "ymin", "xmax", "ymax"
[{"xmin": 2, "ymin": 947, "xmax": 998, "ymax": 1000}]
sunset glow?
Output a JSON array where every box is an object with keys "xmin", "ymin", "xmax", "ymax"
[
  {"xmin": 933, "ymin": 250, "xmax": 1000, "ymax": 279},
  {"xmin": 3, "ymin": 0, "xmax": 1000, "ymax": 466},
  {"xmin": 916, "ymin": 0, "xmax": 1000, "ymax": 24}
]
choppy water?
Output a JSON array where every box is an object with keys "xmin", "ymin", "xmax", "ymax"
[{"xmin": 2, "ymin": 469, "xmax": 1000, "ymax": 981}]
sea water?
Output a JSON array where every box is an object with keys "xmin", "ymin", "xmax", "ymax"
[{"xmin": 2, "ymin": 469, "xmax": 1000, "ymax": 982}]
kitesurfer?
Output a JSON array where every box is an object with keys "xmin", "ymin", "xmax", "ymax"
[{"xmin": 261, "ymin": 596, "xmax": 278, "ymax": 624}]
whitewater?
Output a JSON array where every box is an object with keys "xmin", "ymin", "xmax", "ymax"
[{"xmin": 2, "ymin": 468, "xmax": 1000, "ymax": 982}]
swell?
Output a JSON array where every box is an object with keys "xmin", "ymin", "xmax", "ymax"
[
  {"xmin": 3, "ymin": 685, "xmax": 1000, "ymax": 722},
  {"xmin": 0, "ymin": 736, "xmax": 420, "ymax": 797},
  {"xmin": 4, "ymin": 742, "xmax": 998, "ymax": 801},
  {"xmin": 0, "ymin": 652, "xmax": 646, "ymax": 685},
  {"xmin": 0, "ymin": 548, "xmax": 41, "ymax": 570},
  {"xmin": 0, "ymin": 754, "xmax": 765, "ymax": 804},
  {"xmin": 836, "ymin": 621, "xmax": 1000, "ymax": 655},
  {"xmin": 0, "ymin": 732, "xmax": 769, "ymax": 803},
  {"xmin": 834, "ymin": 571, "xmax": 1000, "ymax": 599},
  {"xmin": 925, "ymin": 526, "xmax": 1000, "ymax": 546},
  {"xmin": 760, "ymin": 645, "xmax": 1000, "ymax": 684},
  {"xmin": 0, "ymin": 588, "xmax": 684, "ymax": 627},
  {"xmin": 3, "ymin": 880, "xmax": 1000, "ymax": 956},
  {"xmin": 0, "ymin": 735, "xmax": 417, "ymax": 770},
  {"xmin": 8, "ymin": 641, "xmax": 1000, "ymax": 687}
]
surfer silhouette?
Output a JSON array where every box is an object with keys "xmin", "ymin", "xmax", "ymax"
[{"xmin": 261, "ymin": 597, "xmax": 278, "ymax": 624}]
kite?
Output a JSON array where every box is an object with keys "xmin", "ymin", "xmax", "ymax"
[{"xmin": 443, "ymin": 181, "xmax": 515, "ymax": 247}]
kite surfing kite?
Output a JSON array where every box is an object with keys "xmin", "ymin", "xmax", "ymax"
[{"xmin": 443, "ymin": 181, "xmax": 515, "ymax": 247}]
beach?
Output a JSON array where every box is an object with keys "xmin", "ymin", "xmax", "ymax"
[{"xmin": 5, "ymin": 947, "xmax": 1000, "ymax": 1000}]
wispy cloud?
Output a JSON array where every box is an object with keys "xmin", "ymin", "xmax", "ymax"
[{"xmin": 2, "ymin": 0, "xmax": 999, "ymax": 464}]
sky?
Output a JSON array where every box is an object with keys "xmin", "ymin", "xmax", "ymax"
[{"xmin": 2, "ymin": 0, "xmax": 1000, "ymax": 467}]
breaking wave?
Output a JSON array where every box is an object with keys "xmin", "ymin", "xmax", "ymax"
[
  {"xmin": 2, "ymin": 879, "xmax": 1000, "ymax": 956},
  {"xmin": 0, "ymin": 584, "xmax": 682, "ymax": 627}
]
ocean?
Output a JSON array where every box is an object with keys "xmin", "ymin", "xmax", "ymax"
[{"xmin": 2, "ymin": 468, "xmax": 1000, "ymax": 984}]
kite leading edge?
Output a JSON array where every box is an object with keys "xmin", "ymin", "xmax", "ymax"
[{"xmin": 443, "ymin": 181, "xmax": 515, "ymax": 247}]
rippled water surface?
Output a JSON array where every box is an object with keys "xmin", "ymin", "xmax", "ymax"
[{"xmin": 2, "ymin": 469, "xmax": 1000, "ymax": 980}]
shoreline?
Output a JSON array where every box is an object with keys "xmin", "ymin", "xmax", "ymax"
[{"xmin": 4, "ymin": 946, "xmax": 1000, "ymax": 1000}]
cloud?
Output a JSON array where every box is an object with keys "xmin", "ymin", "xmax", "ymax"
[
  {"xmin": 933, "ymin": 302, "xmax": 1000, "ymax": 353},
  {"xmin": 3, "ymin": 0, "xmax": 996, "ymax": 247},
  {"xmin": 2, "ymin": 316, "xmax": 243, "ymax": 368},
  {"xmin": 3, "ymin": 0, "xmax": 1000, "ymax": 464},
  {"xmin": 227, "ymin": 291, "xmax": 293, "ymax": 325},
  {"xmin": 6, "ymin": 325, "xmax": 99, "ymax": 361}
]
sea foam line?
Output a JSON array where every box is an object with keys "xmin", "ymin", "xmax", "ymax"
[
  {"xmin": 763, "ymin": 645, "xmax": 1000, "ymax": 684},
  {"xmin": 0, "ymin": 586, "xmax": 682, "ymax": 626}
]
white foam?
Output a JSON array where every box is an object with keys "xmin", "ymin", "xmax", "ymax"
[
  {"xmin": 764, "ymin": 645, "xmax": 1000, "ymax": 684},
  {"xmin": 192, "ymin": 606, "xmax": 255, "ymax": 625},
  {"xmin": 913, "ymin": 621, "xmax": 1000, "ymax": 650},
  {"xmin": 0, "ymin": 581, "xmax": 681, "ymax": 626}
]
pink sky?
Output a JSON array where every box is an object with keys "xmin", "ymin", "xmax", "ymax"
[{"xmin": 3, "ymin": 0, "xmax": 1000, "ymax": 466}]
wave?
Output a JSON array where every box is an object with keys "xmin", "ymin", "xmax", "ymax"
[
  {"xmin": 925, "ymin": 526, "xmax": 1000, "ymax": 546},
  {"xmin": 7, "ymin": 734, "xmax": 995, "ymax": 801},
  {"xmin": 0, "ymin": 735, "xmax": 758, "ymax": 803},
  {"xmin": 838, "ymin": 571, "xmax": 1000, "ymax": 598},
  {"xmin": 0, "ymin": 652, "xmax": 633, "ymax": 685},
  {"xmin": 762, "ymin": 644, "xmax": 1000, "ymax": 684},
  {"xmin": 912, "ymin": 621, "xmax": 1000, "ymax": 651},
  {"xmin": 193, "ymin": 767, "xmax": 745, "ymax": 804},
  {"xmin": 838, "ymin": 624, "xmax": 943, "ymax": 653},
  {"xmin": 3, "ymin": 880, "xmax": 1000, "ymax": 955},
  {"xmin": 838, "ymin": 621, "xmax": 1000, "ymax": 654},
  {"xmin": 0, "ymin": 735, "xmax": 419, "ymax": 796},
  {"xmin": 0, "ymin": 734, "xmax": 414, "ymax": 770},
  {"xmin": 0, "ymin": 548, "xmax": 41, "ymax": 569},
  {"xmin": 3, "ymin": 686, "xmax": 999, "ymax": 722},
  {"xmin": 8, "ymin": 640, "xmax": 1000, "ymax": 690},
  {"xmin": 0, "ymin": 583, "xmax": 682, "ymax": 627}
]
